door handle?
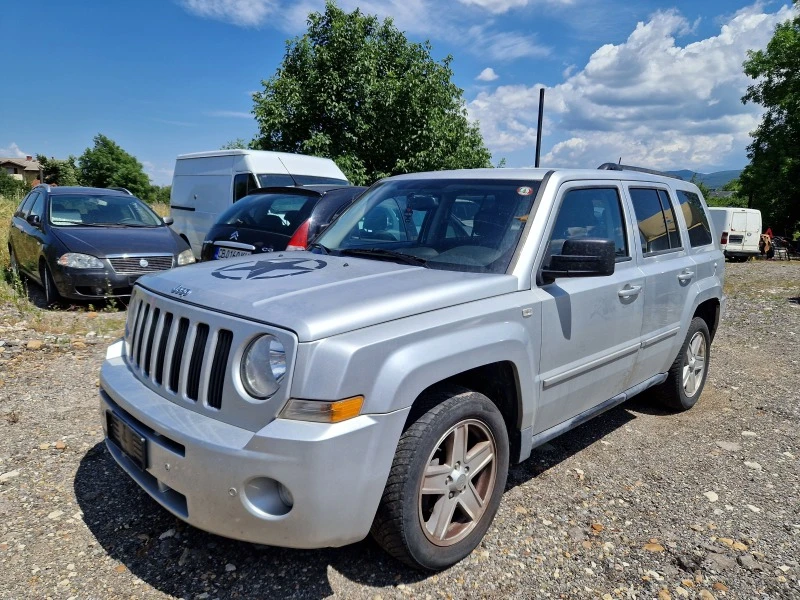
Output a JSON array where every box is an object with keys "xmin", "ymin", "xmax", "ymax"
[
  {"xmin": 677, "ymin": 270, "xmax": 694, "ymax": 283},
  {"xmin": 618, "ymin": 284, "xmax": 642, "ymax": 299}
]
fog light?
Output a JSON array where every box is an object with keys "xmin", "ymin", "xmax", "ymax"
[{"xmin": 242, "ymin": 477, "xmax": 293, "ymax": 517}]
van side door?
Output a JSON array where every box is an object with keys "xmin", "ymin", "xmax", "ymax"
[
  {"xmin": 534, "ymin": 183, "xmax": 644, "ymax": 434},
  {"xmin": 626, "ymin": 185, "xmax": 696, "ymax": 386}
]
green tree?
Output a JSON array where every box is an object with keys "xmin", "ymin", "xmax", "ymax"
[
  {"xmin": 251, "ymin": 1, "xmax": 491, "ymax": 185},
  {"xmin": 37, "ymin": 154, "xmax": 80, "ymax": 186},
  {"xmin": 740, "ymin": 2, "xmax": 800, "ymax": 234},
  {"xmin": 154, "ymin": 185, "xmax": 172, "ymax": 204},
  {"xmin": 0, "ymin": 170, "xmax": 29, "ymax": 201},
  {"xmin": 78, "ymin": 134, "xmax": 154, "ymax": 201},
  {"xmin": 221, "ymin": 138, "xmax": 249, "ymax": 150}
]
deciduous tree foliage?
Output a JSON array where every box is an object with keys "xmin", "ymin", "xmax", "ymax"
[
  {"xmin": 740, "ymin": 2, "xmax": 800, "ymax": 234},
  {"xmin": 37, "ymin": 154, "xmax": 80, "ymax": 186},
  {"xmin": 78, "ymin": 134, "xmax": 154, "ymax": 201},
  {"xmin": 251, "ymin": 2, "xmax": 491, "ymax": 185}
]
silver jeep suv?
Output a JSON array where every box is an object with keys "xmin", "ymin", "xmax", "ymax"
[{"xmin": 100, "ymin": 165, "xmax": 724, "ymax": 570}]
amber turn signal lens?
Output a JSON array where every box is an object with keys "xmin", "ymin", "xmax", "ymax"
[{"xmin": 279, "ymin": 396, "xmax": 364, "ymax": 423}]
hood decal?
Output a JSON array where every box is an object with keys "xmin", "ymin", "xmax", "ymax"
[{"xmin": 212, "ymin": 257, "xmax": 327, "ymax": 281}]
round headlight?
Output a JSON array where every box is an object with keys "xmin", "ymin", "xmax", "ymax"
[{"xmin": 241, "ymin": 335, "xmax": 286, "ymax": 399}]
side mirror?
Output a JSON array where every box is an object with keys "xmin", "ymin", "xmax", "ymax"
[
  {"xmin": 541, "ymin": 238, "xmax": 616, "ymax": 283},
  {"xmin": 26, "ymin": 214, "xmax": 41, "ymax": 227},
  {"xmin": 162, "ymin": 216, "xmax": 174, "ymax": 226}
]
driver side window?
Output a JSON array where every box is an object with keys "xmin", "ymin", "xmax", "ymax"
[{"xmin": 544, "ymin": 187, "xmax": 628, "ymax": 268}]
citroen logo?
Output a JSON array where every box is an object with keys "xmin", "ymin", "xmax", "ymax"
[
  {"xmin": 139, "ymin": 258, "xmax": 149, "ymax": 268},
  {"xmin": 230, "ymin": 231, "xmax": 239, "ymax": 241},
  {"xmin": 170, "ymin": 285, "xmax": 191, "ymax": 297}
]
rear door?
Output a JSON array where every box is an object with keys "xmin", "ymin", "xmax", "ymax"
[
  {"xmin": 626, "ymin": 185, "xmax": 696, "ymax": 385},
  {"xmin": 728, "ymin": 211, "xmax": 747, "ymax": 251},
  {"xmin": 9, "ymin": 191, "xmax": 37, "ymax": 274},
  {"xmin": 535, "ymin": 182, "xmax": 644, "ymax": 432}
]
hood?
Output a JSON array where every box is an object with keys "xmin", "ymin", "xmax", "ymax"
[
  {"xmin": 136, "ymin": 252, "xmax": 518, "ymax": 341},
  {"xmin": 51, "ymin": 225, "xmax": 181, "ymax": 256}
]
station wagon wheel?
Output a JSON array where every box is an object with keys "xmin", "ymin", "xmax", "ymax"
[
  {"xmin": 371, "ymin": 386, "xmax": 509, "ymax": 571},
  {"xmin": 654, "ymin": 317, "xmax": 711, "ymax": 411},
  {"xmin": 39, "ymin": 262, "xmax": 61, "ymax": 306}
]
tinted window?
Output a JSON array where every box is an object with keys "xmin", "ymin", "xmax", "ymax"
[
  {"xmin": 657, "ymin": 189, "xmax": 681, "ymax": 248},
  {"xmin": 218, "ymin": 192, "xmax": 318, "ymax": 234},
  {"xmin": 630, "ymin": 188, "xmax": 672, "ymax": 253},
  {"xmin": 544, "ymin": 187, "xmax": 627, "ymax": 268},
  {"xmin": 676, "ymin": 190, "xmax": 713, "ymax": 247},
  {"xmin": 233, "ymin": 173, "xmax": 257, "ymax": 202},
  {"xmin": 16, "ymin": 192, "xmax": 39, "ymax": 217},
  {"xmin": 29, "ymin": 194, "xmax": 45, "ymax": 219}
]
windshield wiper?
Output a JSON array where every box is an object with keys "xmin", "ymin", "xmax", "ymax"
[
  {"xmin": 308, "ymin": 242, "xmax": 330, "ymax": 255},
  {"xmin": 339, "ymin": 248, "xmax": 428, "ymax": 267},
  {"xmin": 52, "ymin": 221, "xmax": 109, "ymax": 227}
]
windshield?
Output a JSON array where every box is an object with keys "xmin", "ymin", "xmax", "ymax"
[
  {"xmin": 257, "ymin": 174, "xmax": 349, "ymax": 187},
  {"xmin": 49, "ymin": 194, "xmax": 163, "ymax": 227},
  {"xmin": 314, "ymin": 178, "xmax": 541, "ymax": 274},
  {"xmin": 217, "ymin": 191, "xmax": 317, "ymax": 233}
]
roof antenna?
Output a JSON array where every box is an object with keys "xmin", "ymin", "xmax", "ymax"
[
  {"xmin": 534, "ymin": 88, "xmax": 545, "ymax": 168},
  {"xmin": 618, "ymin": 157, "xmax": 622, "ymax": 164}
]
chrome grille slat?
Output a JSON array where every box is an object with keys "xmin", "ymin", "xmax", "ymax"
[
  {"xmin": 143, "ymin": 308, "xmax": 160, "ymax": 378},
  {"xmin": 109, "ymin": 255, "xmax": 173, "ymax": 275},
  {"xmin": 155, "ymin": 312, "xmax": 173, "ymax": 385},
  {"xmin": 134, "ymin": 304, "xmax": 151, "ymax": 367}
]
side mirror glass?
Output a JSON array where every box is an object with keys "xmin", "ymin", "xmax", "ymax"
[
  {"xmin": 26, "ymin": 214, "xmax": 41, "ymax": 227},
  {"xmin": 163, "ymin": 216, "xmax": 174, "ymax": 226},
  {"xmin": 542, "ymin": 238, "xmax": 616, "ymax": 283}
]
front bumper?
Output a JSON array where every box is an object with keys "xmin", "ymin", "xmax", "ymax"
[
  {"xmin": 52, "ymin": 265, "xmax": 147, "ymax": 299},
  {"xmin": 99, "ymin": 341, "xmax": 408, "ymax": 548}
]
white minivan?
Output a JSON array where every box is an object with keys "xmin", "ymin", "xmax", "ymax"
[
  {"xmin": 708, "ymin": 207, "xmax": 762, "ymax": 262},
  {"xmin": 170, "ymin": 150, "xmax": 349, "ymax": 256}
]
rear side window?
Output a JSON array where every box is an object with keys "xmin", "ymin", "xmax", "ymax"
[
  {"xmin": 16, "ymin": 192, "xmax": 39, "ymax": 217},
  {"xmin": 676, "ymin": 190, "xmax": 713, "ymax": 247},
  {"xmin": 544, "ymin": 187, "xmax": 628, "ymax": 268},
  {"xmin": 629, "ymin": 188, "xmax": 682, "ymax": 254}
]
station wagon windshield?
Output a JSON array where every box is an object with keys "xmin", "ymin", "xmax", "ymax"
[
  {"xmin": 49, "ymin": 194, "xmax": 163, "ymax": 227},
  {"xmin": 314, "ymin": 178, "xmax": 540, "ymax": 274}
]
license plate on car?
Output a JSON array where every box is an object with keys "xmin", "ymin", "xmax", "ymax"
[
  {"xmin": 106, "ymin": 411, "xmax": 148, "ymax": 471},
  {"xmin": 215, "ymin": 247, "xmax": 251, "ymax": 259}
]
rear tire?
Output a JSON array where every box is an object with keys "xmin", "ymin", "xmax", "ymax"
[
  {"xmin": 9, "ymin": 246, "xmax": 20, "ymax": 279},
  {"xmin": 40, "ymin": 262, "xmax": 61, "ymax": 306},
  {"xmin": 371, "ymin": 387, "xmax": 509, "ymax": 571},
  {"xmin": 654, "ymin": 317, "xmax": 710, "ymax": 411}
]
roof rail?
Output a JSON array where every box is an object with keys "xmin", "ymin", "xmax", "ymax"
[
  {"xmin": 597, "ymin": 163, "xmax": 683, "ymax": 180},
  {"xmin": 108, "ymin": 186, "xmax": 133, "ymax": 195}
]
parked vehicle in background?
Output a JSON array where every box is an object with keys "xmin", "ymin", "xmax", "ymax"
[
  {"xmin": 8, "ymin": 185, "xmax": 194, "ymax": 304},
  {"xmin": 201, "ymin": 186, "xmax": 366, "ymax": 260},
  {"xmin": 708, "ymin": 207, "xmax": 762, "ymax": 261},
  {"xmin": 170, "ymin": 150, "xmax": 350, "ymax": 257},
  {"xmin": 100, "ymin": 165, "xmax": 723, "ymax": 570}
]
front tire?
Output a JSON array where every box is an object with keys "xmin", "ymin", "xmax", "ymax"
[
  {"xmin": 39, "ymin": 262, "xmax": 61, "ymax": 306},
  {"xmin": 371, "ymin": 387, "xmax": 509, "ymax": 571},
  {"xmin": 654, "ymin": 317, "xmax": 710, "ymax": 411}
]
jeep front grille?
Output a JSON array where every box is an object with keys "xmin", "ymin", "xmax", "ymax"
[
  {"xmin": 109, "ymin": 255, "xmax": 174, "ymax": 275},
  {"xmin": 127, "ymin": 297, "xmax": 232, "ymax": 410}
]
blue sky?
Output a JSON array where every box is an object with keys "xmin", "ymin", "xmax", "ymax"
[{"xmin": 1, "ymin": 0, "xmax": 796, "ymax": 185}]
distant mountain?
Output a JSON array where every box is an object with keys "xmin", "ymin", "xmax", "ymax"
[{"xmin": 666, "ymin": 169, "xmax": 743, "ymax": 189}]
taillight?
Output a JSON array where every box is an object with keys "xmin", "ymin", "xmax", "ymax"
[
  {"xmin": 286, "ymin": 219, "xmax": 310, "ymax": 251},
  {"xmin": 720, "ymin": 232, "xmax": 728, "ymax": 244}
]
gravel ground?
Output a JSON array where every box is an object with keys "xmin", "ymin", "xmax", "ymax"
[{"xmin": 1, "ymin": 261, "xmax": 798, "ymax": 600}]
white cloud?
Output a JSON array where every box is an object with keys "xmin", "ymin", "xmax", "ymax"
[
  {"xmin": 142, "ymin": 160, "xmax": 174, "ymax": 186},
  {"xmin": 178, "ymin": 0, "xmax": 278, "ymax": 27},
  {"xmin": 458, "ymin": 0, "xmax": 574, "ymax": 14},
  {"xmin": 0, "ymin": 142, "xmax": 27, "ymax": 158},
  {"xmin": 468, "ymin": 26, "xmax": 550, "ymax": 61},
  {"xmin": 476, "ymin": 67, "xmax": 500, "ymax": 82},
  {"xmin": 206, "ymin": 110, "xmax": 253, "ymax": 119},
  {"xmin": 468, "ymin": 3, "xmax": 797, "ymax": 171}
]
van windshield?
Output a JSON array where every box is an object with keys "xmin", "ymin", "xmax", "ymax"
[
  {"xmin": 313, "ymin": 178, "xmax": 540, "ymax": 274},
  {"xmin": 257, "ymin": 174, "xmax": 349, "ymax": 187}
]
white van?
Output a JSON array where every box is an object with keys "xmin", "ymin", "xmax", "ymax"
[
  {"xmin": 708, "ymin": 207, "xmax": 762, "ymax": 262},
  {"xmin": 170, "ymin": 150, "xmax": 349, "ymax": 256}
]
